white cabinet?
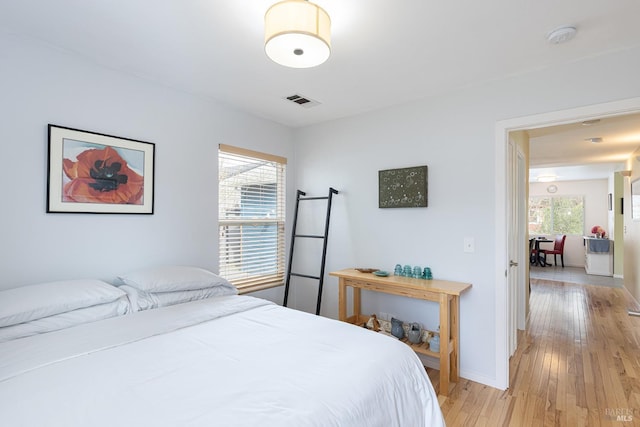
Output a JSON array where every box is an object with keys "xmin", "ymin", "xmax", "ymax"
[{"xmin": 584, "ymin": 237, "xmax": 613, "ymax": 276}]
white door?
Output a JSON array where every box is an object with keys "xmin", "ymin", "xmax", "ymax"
[
  {"xmin": 516, "ymin": 151, "xmax": 528, "ymax": 331},
  {"xmin": 507, "ymin": 138, "xmax": 526, "ymax": 356}
]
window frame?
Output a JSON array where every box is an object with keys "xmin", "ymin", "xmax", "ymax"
[
  {"xmin": 528, "ymin": 194, "xmax": 585, "ymax": 236},
  {"xmin": 218, "ymin": 144, "xmax": 286, "ymax": 294}
]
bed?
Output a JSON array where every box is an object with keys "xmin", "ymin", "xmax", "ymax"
[{"xmin": 0, "ymin": 267, "xmax": 444, "ymax": 427}]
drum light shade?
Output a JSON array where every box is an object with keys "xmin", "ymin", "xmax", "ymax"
[{"xmin": 265, "ymin": 0, "xmax": 331, "ymax": 68}]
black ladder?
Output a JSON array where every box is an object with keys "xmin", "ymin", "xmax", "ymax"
[{"xmin": 283, "ymin": 187, "xmax": 339, "ymax": 315}]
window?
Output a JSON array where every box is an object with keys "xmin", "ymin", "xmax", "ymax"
[
  {"xmin": 218, "ymin": 144, "xmax": 286, "ymax": 293},
  {"xmin": 528, "ymin": 196, "xmax": 584, "ymax": 235}
]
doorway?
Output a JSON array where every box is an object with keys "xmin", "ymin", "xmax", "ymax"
[{"xmin": 494, "ymin": 96, "xmax": 640, "ymax": 390}]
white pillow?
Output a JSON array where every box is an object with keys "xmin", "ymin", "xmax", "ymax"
[
  {"xmin": 0, "ymin": 296, "xmax": 131, "ymax": 343},
  {"xmin": 117, "ymin": 265, "xmax": 235, "ymax": 293},
  {"xmin": 154, "ymin": 287, "xmax": 237, "ymax": 306},
  {"xmin": 118, "ymin": 285, "xmax": 157, "ymax": 311},
  {"xmin": 0, "ymin": 279, "xmax": 126, "ymax": 328},
  {"xmin": 120, "ymin": 285, "xmax": 238, "ymax": 311}
]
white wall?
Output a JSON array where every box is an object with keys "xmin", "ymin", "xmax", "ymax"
[
  {"xmin": 529, "ymin": 179, "xmax": 609, "ymax": 268},
  {"xmin": 291, "ymin": 46, "xmax": 640, "ymax": 388},
  {"xmin": 0, "ymin": 33, "xmax": 294, "ymax": 301}
]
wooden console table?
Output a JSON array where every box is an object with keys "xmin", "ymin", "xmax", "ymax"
[{"xmin": 329, "ymin": 268, "xmax": 471, "ymax": 396}]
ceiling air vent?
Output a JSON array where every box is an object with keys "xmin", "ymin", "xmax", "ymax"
[{"xmin": 284, "ymin": 94, "xmax": 320, "ymax": 108}]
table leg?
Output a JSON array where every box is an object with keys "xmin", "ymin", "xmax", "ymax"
[
  {"xmin": 535, "ymin": 241, "xmax": 547, "ymax": 266},
  {"xmin": 353, "ymin": 287, "xmax": 361, "ymax": 321},
  {"xmin": 438, "ymin": 293, "xmax": 450, "ymax": 396},
  {"xmin": 450, "ymin": 295, "xmax": 460, "ymax": 382},
  {"xmin": 538, "ymin": 245, "xmax": 546, "ymax": 266},
  {"xmin": 338, "ymin": 279, "xmax": 347, "ymax": 321}
]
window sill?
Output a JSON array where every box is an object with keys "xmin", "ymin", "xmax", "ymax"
[{"xmin": 237, "ymin": 282, "xmax": 283, "ymax": 295}]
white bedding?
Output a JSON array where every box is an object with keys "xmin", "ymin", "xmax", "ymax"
[
  {"xmin": 0, "ymin": 295, "xmax": 131, "ymax": 343},
  {"xmin": 0, "ymin": 295, "xmax": 444, "ymax": 427}
]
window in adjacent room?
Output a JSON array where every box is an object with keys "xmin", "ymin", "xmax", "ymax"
[
  {"xmin": 218, "ymin": 144, "xmax": 286, "ymax": 293},
  {"xmin": 528, "ymin": 195, "xmax": 584, "ymax": 235}
]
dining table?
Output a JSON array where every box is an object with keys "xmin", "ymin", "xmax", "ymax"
[{"xmin": 531, "ymin": 237, "xmax": 553, "ymax": 266}]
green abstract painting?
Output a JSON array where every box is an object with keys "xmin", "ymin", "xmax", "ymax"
[{"xmin": 378, "ymin": 165, "xmax": 428, "ymax": 208}]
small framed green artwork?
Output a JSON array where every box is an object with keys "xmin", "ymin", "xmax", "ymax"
[{"xmin": 378, "ymin": 165, "xmax": 428, "ymax": 208}]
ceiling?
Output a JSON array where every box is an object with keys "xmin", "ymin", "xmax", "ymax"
[
  {"xmin": 528, "ymin": 113, "xmax": 640, "ymax": 182},
  {"xmin": 2, "ymin": 0, "xmax": 640, "ymax": 130},
  {"xmin": 2, "ymin": 1, "xmax": 640, "ymax": 179}
]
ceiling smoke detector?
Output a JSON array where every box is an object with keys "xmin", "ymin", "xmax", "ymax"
[{"xmin": 547, "ymin": 26, "xmax": 577, "ymax": 44}]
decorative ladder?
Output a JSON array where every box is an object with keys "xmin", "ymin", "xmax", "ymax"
[{"xmin": 283, "ymin": 187, "xmax": 339, "ymax": 315}]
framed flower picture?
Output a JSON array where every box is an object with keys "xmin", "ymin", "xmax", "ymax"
[{"xmin": 47, "ymin": 125, "xmax": 155, "ymax": 214}]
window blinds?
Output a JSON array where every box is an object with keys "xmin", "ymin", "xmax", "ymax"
[{"xmin": 218, "ymin": 145, "xmax": 286, "ymax": 291}]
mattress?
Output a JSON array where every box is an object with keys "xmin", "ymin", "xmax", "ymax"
[{"xmin": 0, "ymin": 295, "xmax": 444, "ymax": 427}]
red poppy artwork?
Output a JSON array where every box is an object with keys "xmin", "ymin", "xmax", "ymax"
[
  {"xmin": 62, "ymin": 144, "xmax": 144, "ymax": 205},
  {"xmin": 48, "ymin": 125, "xmax": 155, "ymax": 214}
]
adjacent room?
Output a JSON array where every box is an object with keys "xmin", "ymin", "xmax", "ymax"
[{"xmin": 1, "ymin": 1, "xmax": 640, "ymax": 425}]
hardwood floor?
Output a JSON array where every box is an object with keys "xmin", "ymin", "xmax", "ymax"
[
  {"xmin": 427, "ymin": 278, "xmax": 640, "ymax": 426},
  {"xmin": 530, "ymin": 265, "xmax": 623, "ymax": 289}
]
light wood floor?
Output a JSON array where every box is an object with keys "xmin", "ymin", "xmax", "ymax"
[{"xmin": 427, "ymin": 278, "xmax": 640, "ymax": 426}]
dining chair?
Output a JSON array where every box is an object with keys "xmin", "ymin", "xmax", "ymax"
[
  {"xmin": 542, "ymin": 234, "xmax": 567, "ymax": 267},
  {"xmin": 528, "ymin": 238, "xmax": 536, "ymax": 264}
]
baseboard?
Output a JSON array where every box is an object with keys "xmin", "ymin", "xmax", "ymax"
[
  {"xmin": 614, "ymin": 274, "xmax": 624, "ymax": 279},
  {"xmin": 416, "ymin": 354, "xmax": 506, "ymax": 391},
  {"xmin": 460, "ymin": 370, "xmax": 504, "ymax": 390},
  {"xmin": 621, "ymin": 286, "xmax": 640, "ymax": 311}
]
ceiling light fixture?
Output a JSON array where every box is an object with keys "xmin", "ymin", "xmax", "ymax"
[
  {"xmin": 537, "ymin": 175, "xmax": 557, "ymax": 183},
  {"xmin": 547, "ymin": 26, "xmax": 577, "ymax": 44},
  {"xmin": 264, "ymin": 0, "xmax": 331, "ymax": 68},
  {"xmin": 585, "ymin": 137, "xmax": 603, "ymax": 143}
]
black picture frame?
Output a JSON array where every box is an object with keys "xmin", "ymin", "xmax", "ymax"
[{"xmin": 47, "ymin": 124, "xmax": 155, "ymax": 214}]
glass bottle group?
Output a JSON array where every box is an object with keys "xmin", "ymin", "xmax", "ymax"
[{"xmin": 394, "ymin": 264, "xmax": 432, "ymax": 280}]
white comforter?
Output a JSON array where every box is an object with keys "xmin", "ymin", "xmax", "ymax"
[{"xmin": 0, "ymin": 296, "xmax": 444, "ymax": 427}]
